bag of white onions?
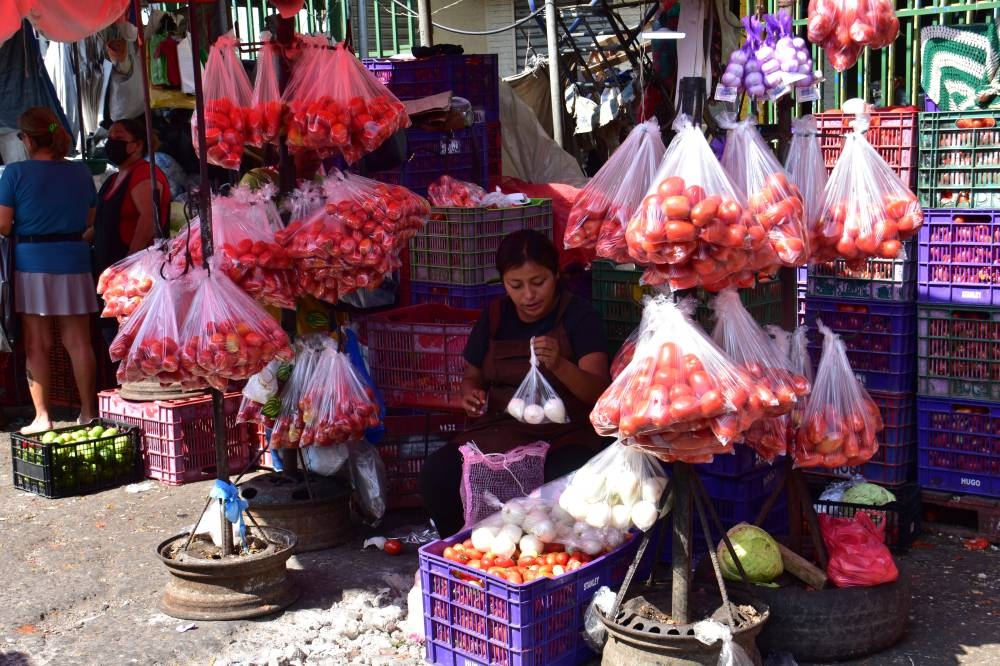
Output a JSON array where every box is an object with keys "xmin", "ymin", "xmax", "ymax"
[{"xmin": 506, "ymin": 336, "xmax": 569, "ymax": 425}]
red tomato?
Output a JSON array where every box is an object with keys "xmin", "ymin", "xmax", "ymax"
[{"xmin": 383, "ymin": 538, "xmax": 403, "ymax": 555}]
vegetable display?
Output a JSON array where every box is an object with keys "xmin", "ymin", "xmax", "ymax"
[
  {"xmin": 194, "ymin": 33, "xmax": 256, "ymax": 170},
  {"xmin": 97, "ymin": 245, "xmax": 166, "ymax": 323},
  {"xmin": 807, "ymin": 0, "xmax": 900, "ymax": 72},
  {"xmin": 427, "ymin": 175, "xmax": 488, "ymax": 208},
  {"xmin": 717, "ymin": 523, "xmax": 785, "ymax": 583}
]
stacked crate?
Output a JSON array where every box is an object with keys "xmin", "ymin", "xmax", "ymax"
[
  {"xmin": 802, "ymin": 108, "xmax": 920, "ymax": 487},
  {"xmin": 915, "ymin": 110, "xmax": 1000, "ymax": 499},
  {"xmin": 363, "ymin": 55, "xmax": 501, "ymax": 195}
]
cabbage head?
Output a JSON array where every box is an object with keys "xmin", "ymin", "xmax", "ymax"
[
  {"xmin": 841, "ymin": 483, "xmax": 896, "ymax": 507},
  {"xmin": 717, "ymin": 524, "xmax": 783, "ymax": 583}
]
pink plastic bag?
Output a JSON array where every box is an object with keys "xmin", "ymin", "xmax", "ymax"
[
  {"xmin": 820, "ymin": 511, "xmax": 899, "ymax": 587},
  {"xmin": 459, "ymin": 441, "xmax": 549, "ymax": 529},
  {"xmin": 193, "ymin": 32, "xmax": 254, "ymax": 169},
  {"xmin": 251, "ymin": 40, "xmax": 284, "ymax": 145}
]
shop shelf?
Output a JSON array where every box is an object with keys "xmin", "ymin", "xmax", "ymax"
[
  {"xmin": 917, "ymin": 111, "xmax": 1000, "ymax": 208},
  {"xmin": 917, "ymin": 208, "xmax": 1000, "ymax": 306},
  {"xmin": 917, "ymin": 397, "xmax": 1000, "ymax": 499}
]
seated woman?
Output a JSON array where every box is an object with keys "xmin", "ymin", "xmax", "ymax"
[{"xmin": 420, "ymin": 229, "xmax": 613, "ymax": 537}]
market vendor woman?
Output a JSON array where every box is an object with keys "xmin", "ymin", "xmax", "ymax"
[{"xmin": 420, "ymin": 229, "xmax": 613, "ymax": 537}]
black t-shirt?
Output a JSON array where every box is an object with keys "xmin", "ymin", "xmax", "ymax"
[{"xmin": 463, "ymin": 293, "xmax": 608, "ymax": 368}]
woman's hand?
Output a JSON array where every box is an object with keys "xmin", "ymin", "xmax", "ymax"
[
  {"xmin": 462, "ymin": 386, "xmax": 488, "ymax": 418},
  {"xmin": 532, "ymin": 336, "xmax": 563, "ymax": 371}
]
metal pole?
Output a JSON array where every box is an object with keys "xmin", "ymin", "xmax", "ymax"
[
  {"xmin": 188, "ymin": 1, "xmax": 233, "ymax": 558},
  {"xmin": 417, "ymin": 0, "xmax": 433, "ymax": 46},
  {"xmin": 70, "ymin": 43, "xmax": 87, "ymax": 157},
  {"xmin": 544, "ymin": 0, "xmax": 563, "ymax": 147},
  {"xmin": 671, "ymin": 462, "xmax": 691, "ymax": 624}
]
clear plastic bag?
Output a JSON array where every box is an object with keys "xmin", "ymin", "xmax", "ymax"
[
  {"xmin": 807, "ymin": 0, "xmax": 899, "ymax": 72},
  {"xmin": 427, "ymin": 175, "xmax": 487, "ymax": 207},
  {"xmin": 280, "ymin": 35, "xmax": 329, "ymax": 153},
  {"xmin": 250, "ymin": 38, "xmax": 284, "ymax": 146},
  {"xmin": 97, "ymin": 243, "xmax": 168, "ymax": 323},
  {"xmin": 459, "ymin": 440, "xmax": 549, "ymax": 529},
  {"xmin": 785, "ymin": 115, "xmax": 829, "ymax": 233},
  {"xmin": 270, "ymin": 343, "xmax": 324, "ymax": 449},
  {"xmin": 349, "ymin": 440, "xmax": 389, "ymax": 525},
  {"xmin": 590, "ymin": 295, "xmax": 761, "ymax": 461},
  {"xmin": 299, "ymin": 343, "xmax": 380, "ymax": 447},
  {"xmin": 794, "ymin": 321, "xmax": 883, "ymax": 468},
  {"xmin": 110, "ymin": 273, "xmax": 198, "ymax": 387},
  {"xmin": 813, "ymin": 113, "xmax": 923, "ymax": 267},
  {"xmin": 565, "ymin": 120, "xmax": 666, "ymax": 263},
  {"xmin": 712, "ymin": 289, "xmax": 810, "ymax": 461},
  {"xmin": 303, "ymin": 443, "xmax": 350, "ymax": 477},
  {"xmin": 237, "ymin": 358, "xmax": 289, "ymax": 427},
  {"xmin": 819, "ymin": 512, "xmax": 899, "ymax": 587},
  {"xmin": 194, "ymin": 32, "xmax": 254, "ymax": 169},
  {"xmin": 177, "ymin": 265, "xmax": 293, "ymax": 390},
  {"xmin": 721, "ymin": 117, "xmax": 809, "ymax": 268},
  {"xmin": 558, "ymin": 440, "xmax": 668, "ymax": 532},
  {"xmin": 626, "ymin": 116, "xmax": 766, "ymax": 293},
  {"xmin": 506, "ymin": 337, "xmax": 569, "ymax": 425}
]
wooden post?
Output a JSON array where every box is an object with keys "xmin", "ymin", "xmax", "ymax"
[{"xmin": 671, "ymin": 462, "xmax": 692, "ymax": 624}]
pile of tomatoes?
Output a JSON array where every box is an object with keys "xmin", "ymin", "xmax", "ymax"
[{"xmin": 441, "ymin": 537, "xmax": 608, "ymax": 585}]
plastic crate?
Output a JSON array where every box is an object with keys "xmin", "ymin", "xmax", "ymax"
[
  {"xmin": 693, "ymin": 279, "xmax": 784, "ymax": 332},
  {"xmin": 695, "ymin": 446, "xmax": 770, "ymax": 477},
  {"xmin": 409, "ymin": 200, "xmax": 553, "ymax": 285},
  {"xmin": 917, "ymin": 111, "xmax": 1000, "ymax": 208},
  {"xmin": 48, "ymin": 322, "xmax": 113, "ymax": 407},
  {"xmin": 801, "ymin": 390, "xmax": 917, "ymax": 486},
  {"xmin": 916, "ymin": 209, "xmax": 1000, "ymax": 306},
  {"xmin": 410, "ymin": 282, "xmax": 506, "ymax": 310},
  {"xmin": 815, "ymin": 109, "xmax": 917, "ymax": 187},
  {"xmin": 363, "ymin": 56, "xmax": 456, "ymax": 101},
  {"xmin": 804, "ymin": 297, "xmax": 917, "ymax": 392},
  {"xmin": 455, "ymin": 54, "xmax": 500, "ymax": 123},
  {"xmin": 370, "ymin": 125, "xmax": 489, "ymax": 198},
  {"xmin": 364, "ymin": 304, "xmax": 479, "ymax": 410},
  {"xmin": 917, "ymin": 304, "xmax": 1000, "ymax": 401},
  {"xmin": 98, "ymin": 390, "xmax": 256, "ymax": 485},
  {"xmin": 11, "ymin": 418, "xmax": 142, "ymax": 498},
  {"xmin": 807, "ymin": 240, "xmax": 917, "ymax": 301},
  {"xmin": 917, "ymin": 396, "xmax": 1000, "ymax": 498},
  {"xmin": 486, "ymin": 122, "xmax": 501, "ymax": 185},
  {"xmin": 420, "ymin": 529, "xmax": 639, "ymax": 666},
  {"xmin": 377, "ymin": 411, "xmax": 467, "ymax": 508},
  {"xmin": 809, "ymin": 481, "xmax": 921, "ymax": 552}
]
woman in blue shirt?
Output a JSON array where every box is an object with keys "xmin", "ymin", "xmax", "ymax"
[{"xmin": 0, "ymin": 107, "xmax": 99, "ymax": 434}]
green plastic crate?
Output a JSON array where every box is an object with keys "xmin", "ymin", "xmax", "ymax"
[
  {"xmin": 917, "ymin": 304, "xmax": 1000, "ymax": 401},
  {"xmin": 917, "ymin": 111, "xmax": 1000, "ymax": 208},
  {"xmin": 408, "ymin": 199, "xmax": 552, "ymax": 285},
  {"xmin": 806, "ymin": 240, "xmax": 917, "ymax": 301},
  {"xmin": 591, "ymin": 261, "xmax": 784, "ymax": 355}
]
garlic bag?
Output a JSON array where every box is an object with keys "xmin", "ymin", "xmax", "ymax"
[{"xmin": 507, "ymin": 337, "xmax": 569, "ymax": 425}]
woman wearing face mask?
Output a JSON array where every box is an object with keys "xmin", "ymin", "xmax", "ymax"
[
  {"xmin": 419, "ymin": 229, "xmax": 613, "ymax": 537},
  {"xmin": 0, "ymin": 107, "xmax": 99, "ymax": 432},
  {"xmin": 90, "ymin": 118, "xmax": 171, "ymax": 278}
]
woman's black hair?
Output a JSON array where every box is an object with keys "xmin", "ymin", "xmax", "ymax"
[
  {"xmin": 495, "ymin": 229, "xmax": 559, "ymax": 277},
  {"xmin": 113, "ymin": 117, "xmax": 159, "ymax": 154}
]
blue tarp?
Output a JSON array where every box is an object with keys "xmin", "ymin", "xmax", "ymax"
[{"xmin": 0, "ymin": 21, "xmax": 71, "ymax": 133}]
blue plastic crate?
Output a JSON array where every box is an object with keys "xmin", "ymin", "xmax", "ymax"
[
  {"xmin": 805, "ymin": 297, "xmax": 917, "ymax": 392},
  {"xmin": 363, "ymin": 56, "xmax": 455, "ymax": 101},
  {"xmin": 410, "ymin": 282, "xmax": 505, "ymax": 309},
  {"xmin": 917, "ymin": 396, "xmax": 1000, "ymax": 498},
  {"xmin": 695, "ymin": 446, "xmax": 770, "ymax": 477},
  {"xmin": 370, "ymin": 125, "xmax": 489, "ymax": 198},
  {"xmin": 699, "ymin": 464, "xmax": 785, "ymax": 507},
  {"xmin": 420, "ymin": 530, "xmax": 639, "ymax": 666}
]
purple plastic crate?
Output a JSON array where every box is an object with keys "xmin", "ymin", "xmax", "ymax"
[
  {"xmin": 420, "ymin": 529, "xmax": 639, "ymax": 666},
  {"xmin": 410, "ymin": 282, "xmax": 504, "ymax": 309},
  {"xmin": 695, "ymin": 446, "xmax": 770, "ymax": 477},
  {"xmin": 699, "ymin": 464, "xmax": 785, "ymax": 506},
  {"xmin": 370, "ymin": 125, "xmax": 488, "ymax": 198},
  {"xmin": 917, "ymin": 397, "xmax": 1000, "ymax": 498},
  {"xmin": 916, "ymin": 209, "xmax": 1000, "ymax": 306},
  {"xmin": 362, "ymin": 56, "xmax": 455, "ymax": 101},
  {"xmin": 455, "ymin": 55, "xmax": 500, "ymax": 123},
  {"xmin": 804, "ymin": 297, "xmax": 917, "ymax": 392}
]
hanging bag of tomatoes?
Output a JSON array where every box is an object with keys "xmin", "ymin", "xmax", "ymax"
[
  {"xmin": 784, "ymin": 115, "xmax": 828, "ymax": 237},
  {"xmin": 299, "ymin": 342, "xmax": 381, "ymax": 447},
  {"xmin": 194, "ymin": 32, "xmax": 255, "ymax": 170}
]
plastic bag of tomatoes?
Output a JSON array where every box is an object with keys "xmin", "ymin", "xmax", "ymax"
[
  {"xmin": 784, "ymin": 115, "xmax": 828, "ymax": 235},
  {"xmin": 427, "ymin": 175, "xmax": 488, "ymax": 207},
  {"xmin": 250, "ymin": 40, "xmax": 285, "ymax": 146},
  {"xmin": 299, "ymin": 342, "xmax": 381, "ymax": 447},
  {"xmin": 626, "ymin": 115, "xmax": 769, "ymax": 293},
  {"xmin": 712, "ymin": 289, "xmax": 810, "ymax": 461},
  {"xmin": 271, "ymin": 343, "xmax": 324, "ymax": 449},
  {"xmin": 807, "ymin": 0, "xmax": 899, "ymax": 72},
  {"xmin": 97, "ymin": 243, "xmax": 168, "ymax": 323},
  {"xmin": 565, "ymin": 120, "xmax": 666, "ymax": 263},
  {"xmin": 194, "ymin": 32, "xmax": 255, "ymax": 170},
  {"xmin": 109, "ymin": 272, "xmax": 198, "ymax": 387},
  {"xmin": 280, "ymin": 35, "xmax": 328, "ymax": 152},
  {"xmin": 590, "ymin": 295, "xmax": 763, "ymax": 463},
  {"xmin": 721, "ymin": 116, "xmax": 809, "ymax": 269},
  {"xmin": 813, "ymin": 113, "xmax": 922, "ymax": 267},
  {"xmin": 793, "ymin": 320, "xmax": 883, "ymax": 469},
  {"xmin": 176, "ymin": 264, "xmax": 294, "ymax": 390}
]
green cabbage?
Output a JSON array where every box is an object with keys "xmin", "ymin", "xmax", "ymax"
[
  {"xmin": 841, "ymin": 483, "xmax": 896, "ymax": 507},
  {"xmin": 717, "ymin": 524, "xmax": 784, "ymax": 583}
]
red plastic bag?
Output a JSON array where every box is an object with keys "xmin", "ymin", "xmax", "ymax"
[
  {"xmin": 427, "ymin": 175, "xmax": 488, "ymax": 207},
  {"xmin": 711, "ymin": 289, "xmax": 810, "ymax": 461},
  {"xmin": 813, "ymin": 113, "xmax": 922, "ymax": 267},
  {"xmin": 784, "ymin": 115, "xmax": 828, "ymax": 238},
  {"xmin": 807, "ymin": 0, "xmax": 899, "ymax": 72},
  {"xmin": 626, "ymin": 116, "xmax": 768, "ymax": 293},
  {"xmin": 820, "ymin": 512, "xmax": 899, "ymax": 587},
  {"xmin": 251, "ymin": 40, "xmax": 285, "ymax": 146},
  {"xmin": 721, "ymin": 117, "xmax": 809, "ymax": 268},
  {"xmin": 590, "ymin": 295, "xmax": 762, "ymax": 461},
  {"xmin": 794, "ymin": 321, "xmax": 883, "ymax": 468},
  {"xmin": 177, "ymin": 265, "xmax": 293, "ymax": 390},
  {"xmin": 97, "ymin": 244, "xmax": 167, "ymax": 323},
  {"xmin": 299, "ymin": 343, "xmax": 380, "ymax": 446},
  {"xmin": 565, "ymin": 120, "xmax": 666, "ymax": 263},
  {"xmin": 194, "ymin": 32, "xmax": 255, "ymax": 169},
  {"xmin": 282, "ymin": 41, "xmax": 409, "ymax": 162}
]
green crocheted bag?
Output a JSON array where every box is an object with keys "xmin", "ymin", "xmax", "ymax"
[{"xmin": 921, "ymin": 21, "xmax": 1000, "ymax": 110}]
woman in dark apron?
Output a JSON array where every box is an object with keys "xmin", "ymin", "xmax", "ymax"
[{"xmin": 420, "ymin": 230, "xmax": 613, "ymax": 537}]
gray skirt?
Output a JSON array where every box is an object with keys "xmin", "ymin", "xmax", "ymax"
[{"xmin": 15, "ymin": 271, "xmax": 98, "ymax": 316}]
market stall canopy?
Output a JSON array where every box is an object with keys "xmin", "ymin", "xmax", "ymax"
[{"xmin": 0, "ymin": 0, "xmax": 129, "ymax": 48}]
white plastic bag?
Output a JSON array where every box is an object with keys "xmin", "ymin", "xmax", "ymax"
[
  {"xmin": 692, "ymin": 618, "xmax": 754, "ymax": 666},
  {"xmin": 583, "ymin": 586, "xmax": 617, "ymax": 653},
  {"xmin": 303, "ymin": 445, "xmax": 350, "ymax": 477},
  {"xmin": 506, "ymin": 337, "xmax": 569, "ymax": 424},
  {"xmin": 349, "ymin": 440, "xmax": 389, "ymax": 525}
]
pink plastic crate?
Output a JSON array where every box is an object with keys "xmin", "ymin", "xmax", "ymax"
[{"xmin": 98, "ymin": 390, "xmax": 256, "ymax": 485}]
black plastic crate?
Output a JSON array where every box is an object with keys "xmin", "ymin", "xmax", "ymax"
[
  {"xmin": 11, "ymin": 419, "xmax": 143, "ymax": 498},
  {"xmin": 809, "ymin": 481, "xmax": 921, "ymax": 552}
]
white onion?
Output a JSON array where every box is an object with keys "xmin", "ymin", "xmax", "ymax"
[
  {"xmin": 568, "ymin": 500, "xmax": 589, "ymax": 522},
  {"xmin": 580, "ymin": 538, "xmax": 604, "ymax": 555},
  {"xmin": 614, "ymin": 470, "xmax": 641, "ymax": 506},
  {"xmin": 522, "ymin": 404, "xmax": 545, "ymax": 424},
  {"xmin": 601, "ymin": 528, "xmax": 625, "ymax": 550},
  {"xmin": 610, "ymin": 504, "xmax": 633, "ymax": 531},
  {"xmin": 506, "ymin": 398, "xmax": 525, "ymax": 420},
  {"xmin": 558, "ymin": 486, "xmax": 580, "ymax": 513},
  {"xmin": 730, "ymin": 49, "xmax": 748, "ymax": 65},
  {"xmin": 501, "ymin": 501, "xmax": 527, "ymax": 526},
  {"xmin": 543, "ymin": 398, "xmax": 567, "ymax": 423},
  {"xmin": 471, "ymin": 527, "xmax": 497, "ymax": 553},
  {"xmin": 500, "ymin": 523, "xmax": 523, "ymax": 544},
  {"xmin": 531, "ymin": 518, "xmax": 557, "ymax": 543},
  {"xmin": 641, "ymin": 476, "xmax": 667, "ymax": 504},
  {"xmin": 585, "ymin": 503, "xmax": 612, "ymax": 529},
  {"xmin": 519, "ymin": 534, "xmax": 543, "ymax": 558},
  {"xmin": 491, "ymin": 532, "xmax": 516, "ymax": 558},
  {"xmin": 631, "ymin": 501, "xmax": 659, "ymax": 531}
]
